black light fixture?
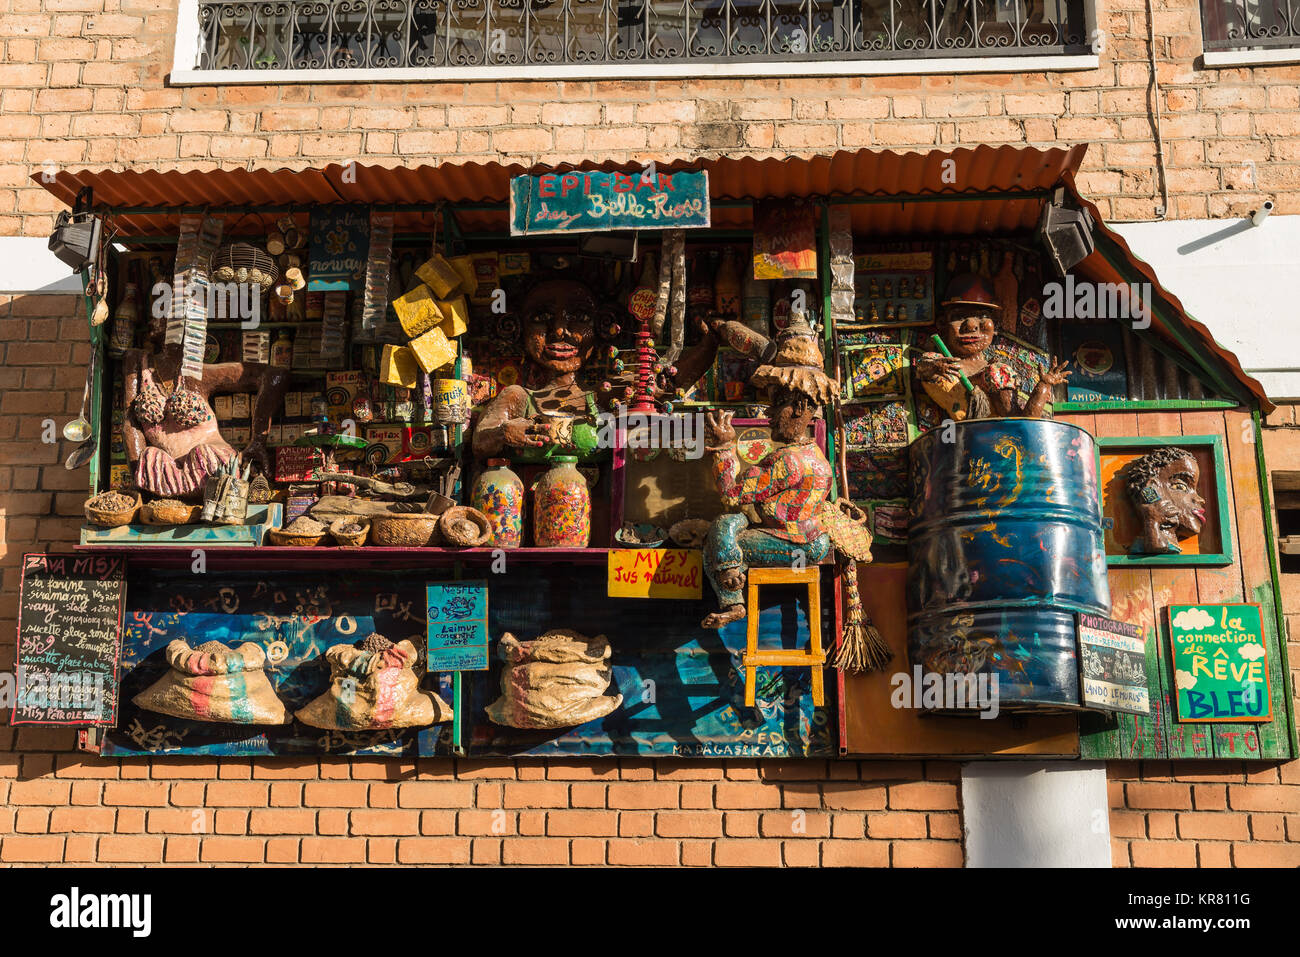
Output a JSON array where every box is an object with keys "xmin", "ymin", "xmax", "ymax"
[
  {"xmin": 48, "ymin": 186, "xmax": 102, "ymax": 272},
  {"xmin": 1035, "ymin": 187, "xmax": 1096, "ymax": 277},
  {"xmin": 578, "ymin": 230, "xmax": 639, "ymax": 262}
]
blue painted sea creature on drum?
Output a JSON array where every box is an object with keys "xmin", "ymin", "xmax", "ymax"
[{"xmin": 907, "ymin": 418, "xmax": 1110, "ymax": 711}]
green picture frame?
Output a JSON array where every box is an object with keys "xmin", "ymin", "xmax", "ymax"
[{"xmin": 1094, "ymin": 434, "xmax": 1234, "ymax": 567}]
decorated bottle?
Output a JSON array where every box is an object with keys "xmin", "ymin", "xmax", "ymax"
[
  {"xmin": 270, "ymin": 329, "xmax": 293, "ymax": 367},
  {"xmin": 533, "ymin": 456, "xmax": 590, "ymax": 548},
  {"xmin": 108, "ymin": 281, "xmax": 138, "ymax": 358},
  {"xmin": 741, "ymin": 269, "xmax": 770, "ymax": 337},
  {"xmin": 713, "ymin": 247, "xmax": 741, "ymax": 320},
  {"xmin": 473, "ymin": 458, "xmax": 524, "ymax": 549},
  {"xmin": 687, "ymin": 251, "xmax": 714, "ymax": 322}
]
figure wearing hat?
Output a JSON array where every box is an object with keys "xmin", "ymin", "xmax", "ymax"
[
  {"xmin": 699, "ymin": 313, "xmax": 838, "ymax": 630},
  {"xmin": 914, "ymin": 273, "xmax": 1070, "ymax": 420}
]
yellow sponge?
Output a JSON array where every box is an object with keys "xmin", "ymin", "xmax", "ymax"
[
  {"xmin": 409, "ymin": 326, "xmax": 457, "ymax": 374},
  {"xmin": 392, "ymin": 284, "xmax": 443, "ymax": 339},
  {"xmin": 415, "ymin": 254, "xmax": 462, "ymax": 299},
  {"xmin": 436, "ymin": 295, "xmax": 469, "ymax": 338},
  {"xmin": 379, "ymin": 344, "xmax": 421, "ymax": 388},
  {"xmin": 447, "ymin": 255, "xmax": 477, "ymax": 296}
]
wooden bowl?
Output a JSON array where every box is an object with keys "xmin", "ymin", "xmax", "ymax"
[
  {"xmin": 438, "ymin": 506, "xmax": 492, "ymax": 547},
  {"xmin": 84, "ymin": 491, "xmax": 141, "ymax": 528},
  {"xmin": 329, "ymin": 517, "xmax": 371, "ymax": 548},
  {"xmin": 267, "ymin": 527, "xmax": 326, "ymax": 547},
  {"xmin": 369, "ymin": 511, "xmax": 440, "ymax": 547},
  {"xmin": 140, "ymin": 500, "xmax": 201, "ymax": 526}
]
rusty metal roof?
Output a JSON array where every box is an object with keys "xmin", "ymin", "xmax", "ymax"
[{"xmin": 31, "ymin": 145, "xmax": 1268, "ymax": 409}]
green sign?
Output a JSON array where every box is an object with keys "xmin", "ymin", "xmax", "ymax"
[
  {"xmin": 426, "ymin": 580, "xmax": 489, "ymax": 672},
  {"xmin": 510, "ymin": 168, "xmax": 710, "ymax": 235},
  {"xmin": 1167, "ymin": 603, "xmax": 1271, "ymax": 723}
]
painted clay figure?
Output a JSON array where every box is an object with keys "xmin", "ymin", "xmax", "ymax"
[
  {"xmin": 472, "ymin": 279, "xmax": 605, "ymax": 462},
  {"xmin": 1124, "ymin": 446, "xmax": 1207, "ymax": 554},
  {"xmin": 472, "ymin": 278, "xmax": 721, "ymax": 461},
  {"xmin": 700, "ymin": 319, "xmax": 836, "ymax": 629},
  {"xmin": 913, "ymin": 273, "xmax": 1069, "ymax": 420},
  {"xmin": 123, "ymin": 308, "xmax": 287, "ymax": 499}
]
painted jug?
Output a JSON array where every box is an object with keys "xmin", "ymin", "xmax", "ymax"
[
  {"xmin": 533, "ymin": 456, "xmax": 590, "ymax": 548},
  {"xmin": 473, "ymin": 458, "xmax": 524, "ymax": 549}
]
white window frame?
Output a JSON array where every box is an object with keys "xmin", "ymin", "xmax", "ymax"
[
  {"xmin": 1195, "ymin": 0, "xmax": 1300, "ymax": 68},
  {"xmin": 170, "ymin": 0, "xmax": 1101, "ymax": 84}
]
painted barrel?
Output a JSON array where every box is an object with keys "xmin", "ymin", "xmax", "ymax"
[{"xmin": 907, "ymin": 418, "xmax": 1110, "ymax": 712}]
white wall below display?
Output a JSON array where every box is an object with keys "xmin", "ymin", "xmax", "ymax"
[
  {"xmin": 0, "ymin": 237, "xmax": 84, "ymax": 294},
  {"xmin": 1112, "ymin": 216, "xmax": 1300, "ymax": 399},
  {"xmin": 961, "ymin": 761, "xmax": 1111, "ymax": 867}
]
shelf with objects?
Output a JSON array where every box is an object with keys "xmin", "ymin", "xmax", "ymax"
[{"xmin": 31, "ymin": 150, "xmax": 1296, "ymax": 763}]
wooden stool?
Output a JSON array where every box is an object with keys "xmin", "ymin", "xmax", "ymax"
[{"xmin": 742, "ymin": 566, "xmax": 824, "ymax": 707}]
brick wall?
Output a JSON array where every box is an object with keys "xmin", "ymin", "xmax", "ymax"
[
  {"xmin": 1, "ymin": 295, "xmax": 1297, "ymax": 866},
  {"xmin": 3, "ymin": 0, "xmax": 1300, "ymax": 238}
]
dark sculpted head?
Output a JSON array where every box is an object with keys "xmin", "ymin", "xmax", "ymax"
[
  {"xmin": 520, "ymin": 279, "xmax": 598, "ymax": 377},
  {"xmin": 1126, "ymin": 446, "xmax": 1206, "ymax": 539},
  {"xmin": 767, "ymin": 386, "xmax": 816, "ymax": 444}
]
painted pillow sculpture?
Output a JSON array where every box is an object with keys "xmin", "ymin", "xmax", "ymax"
[
  {"xmin": 133, "ymin": 639, "xmax": 290, "ymax": 725},
  {"xmin": 296, "ymin": 634, "xmax": 452, "ymax": 731},
  {"xmin": 485, "ymin": 629, "xmax": 623, "ymax": 730}
]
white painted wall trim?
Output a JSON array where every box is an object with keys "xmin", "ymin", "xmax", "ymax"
[
  {"xmin": 962, "ymin": 761, "xmax": 1112, "ymax": 868},
  {"xmin": 170, "ymin": 55, "xmax": 1100, "ymax": 84},
  {"xmin": 1203, "ymin": 47, "xmax": 1300, "ymax": 68},
  {"xmin": 0, "ymin": 237, "xmax": 84, "ymax": 294},
  {"xmin": 170, "ymin": 0, "xmax": 1098, "ymax": 82}
]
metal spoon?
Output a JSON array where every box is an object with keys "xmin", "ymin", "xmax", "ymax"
[
  {"xmin": 64, "ymin": 348, "xmax": 98, "ymax": 469},
  {"xmin": 63, "ymin": 346, "xmax": 96, "ymax": 442}
]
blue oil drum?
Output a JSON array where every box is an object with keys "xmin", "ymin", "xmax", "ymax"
[{"xmin": 906, "ymin": 418, "xmax": 1110, "ymax": 712}]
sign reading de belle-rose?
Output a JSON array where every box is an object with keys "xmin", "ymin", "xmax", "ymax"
[
  {"xmin": 1077, "ymin": 613, "xmax": 1150, "ymax": 715},
  {"xmin": 1168, "ymin": 603, "xmax": 1271, "ymax": 723},
  {"xmin": 426, "ymin": 580, "xmax": 489, "ymax": 671},
  {"xmin": 14, "ymin": 553, "xmax": 126, "ymax": 726},
  {"xmin": 510, "ymin": 169, "xmax": 710, "ymax": 236},
  {"xmin": 607, "ymin": 549, "xmax": 703, "ymax": 599}
]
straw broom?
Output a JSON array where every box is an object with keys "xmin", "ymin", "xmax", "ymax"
[{"xmin": 826, "ymin": 342, "xmax": 893, "ymax": 674}]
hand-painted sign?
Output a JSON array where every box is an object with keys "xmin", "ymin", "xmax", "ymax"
[
  {"xmin": 1168, "ymin": 603, "xmax": 1271, "ymax": 722},
  {"xmin": 426, "ymin": 580, "xmax": 489, "ymax": 671},
  {"xmin": 14, "ymin": 553, "xmax": 125, "ymax": 726},
  {"xmin": 607, "ymin": 548, "xmax": 703, "ymax": 599},
  {"xmin": 1077, "ymin": 613, "xmax": 1149, "ymax": 715},
  {"xmin": 308, "ymin": 205, "xmax": 369, "ymax": 291},
  {"xmin": 510, "ymin": 169, "xmax": 710, "ymax": 235}
]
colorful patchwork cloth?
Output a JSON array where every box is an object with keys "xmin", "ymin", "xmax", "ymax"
[
  {"xmin": 711, "ymin": 441, "xmax": 833, "ymax": 543},
  {"xmin": 704, "ymin": 512, "xmax": 831, "ymax": 608}
]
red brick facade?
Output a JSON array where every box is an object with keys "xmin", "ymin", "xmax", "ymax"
[{"xmin": 2, "ymin": 0, "xmax": 1299, "ymax": 865}]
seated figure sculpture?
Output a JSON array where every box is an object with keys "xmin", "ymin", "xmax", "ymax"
[
  {"xmin": 700, "ymin": 318, "xmax": 837, "ymax": 629},
  {"xmin": 912, "ymin": 273, "xmax": 1070, "ymax": 420}
]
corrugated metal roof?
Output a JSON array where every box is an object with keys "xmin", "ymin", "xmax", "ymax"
[
  {"xmin": 30, "ymin": 145, "xmax": 1267, "ymax": 408},
  {"xmin": 1065, "ymin": 174, "xmax": 1272, "ymax": 413}
]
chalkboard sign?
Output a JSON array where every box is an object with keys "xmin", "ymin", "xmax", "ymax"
[
  {"xmin": 426, "ymin": 580, "xmax": 489, "ymax": 671},
  {"xmin": 1077, "ymin": 613, "xmax": 1149, "ymax": 715},
  {"xmin": 14, "ymin": 553, "xmax": 126, "ymax": 726},
  {"xmin": 1168, "ymin": 603, "xmax": 1272, "ymax": 723},
  {"xmin": 307, "ymin": 205, "xmax": 369, "ymax": 291}
]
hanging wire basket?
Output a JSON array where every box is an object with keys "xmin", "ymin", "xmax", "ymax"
[{"xmin": 212, "ymin": 241, "xmax": 279, "ymax": 290}]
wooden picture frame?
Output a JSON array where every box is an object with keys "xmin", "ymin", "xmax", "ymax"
[{"xmin": 1095, "ymin": 434, "xmax": 1234, "ymax": 566}]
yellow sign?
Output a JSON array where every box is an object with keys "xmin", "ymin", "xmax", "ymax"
[{"xmin": 607, "ymin": 548, "xmax": 703, "ymax": 599}]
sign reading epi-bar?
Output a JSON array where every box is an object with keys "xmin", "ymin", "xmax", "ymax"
[
  {"xmin": 14, "ymin": 553, "xmax": 126, "ymax": 726},
  {"xmin": 510, "ymin": 168, "xmax": 710, "ymax": 235}
]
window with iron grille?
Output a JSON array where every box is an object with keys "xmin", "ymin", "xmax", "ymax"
[
  {"xmin": 1202, "ymin": 0, "xmax": 1300, "ymax": 53},
  {"xmin": 185, "ymin": 0, "xmax": 1091, "ymax": 75}
]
